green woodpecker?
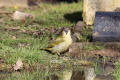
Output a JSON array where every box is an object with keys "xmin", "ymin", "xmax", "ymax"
[{"xmin": 41, "ymin": 29, "xmax": 72, "ymax": 55}]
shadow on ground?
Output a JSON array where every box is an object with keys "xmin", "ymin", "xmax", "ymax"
[
  {"xmin": 27, "ymin": 0, "xmax": 81, "ymax": 6},
  {"xmin": 64, "ymin": 11, "xmax": 83, "ymax": 23},
  {"xmin": 59, "ymin": 0, "xmax": 81, "ymax": 3}
]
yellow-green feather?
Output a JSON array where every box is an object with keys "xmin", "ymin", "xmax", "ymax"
[
  {"xmin": 40, "ymin": 30, "xmax": 72, "ymax": 54},
  {"xmin": 48, "ymin": 38, "xmax": 64, "ymax": 48},
  {"xmin": 41, "ymin": 48, "xmax": 53, "ymax": 51},
  {"xmin": 55, "ymin": 35, "xmax": 63, "ymax": 41}
]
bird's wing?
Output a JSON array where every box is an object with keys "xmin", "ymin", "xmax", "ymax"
[
  {"xmin": 55, "ymin": 35, "xmax": 63, "ymax": 41},
  {"xmin": 47, "ymin": 37, "xmax": 64, "ymax": 48}
]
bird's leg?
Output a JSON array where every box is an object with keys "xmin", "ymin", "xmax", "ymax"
[
  {"xmin": 56, "ymin": 51, "xmax": 61, "ymax": 59},
  {"xmin": 57, "ymin": 52, "xmax": 60, "ymax": 56}
]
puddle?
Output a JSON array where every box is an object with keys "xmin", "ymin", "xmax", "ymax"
[
  {"xmin": 0, "ymin": 58, "xmax": 115, "ymax": 80},
  {"xmin": 0, "ymin": 66, "xmax": 98, "ymax": 80},
  {"xmin": 45, "ymin": 69, "xmax": 85, "ymax": 80}
]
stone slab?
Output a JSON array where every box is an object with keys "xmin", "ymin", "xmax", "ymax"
[
  {"xmin": 83, "ymin": 0, "xmax": 120, "ymax": 25},
  {"xmin": 93, "ymin": 12, "xmax": 120, "ymax": 42}
]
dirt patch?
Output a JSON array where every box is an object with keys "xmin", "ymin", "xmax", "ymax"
[{"xmin": 68, "ymin": 42, "xmax": 120, "ymax": 60}]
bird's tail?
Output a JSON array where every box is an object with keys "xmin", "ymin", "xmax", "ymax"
[
  {"xmin": 40, "ymin": 48, "xmax": 52, "ymax": 51},
  {"xmin": 40, "ymin": 48, "xmax": 46, "ymax": 50}
]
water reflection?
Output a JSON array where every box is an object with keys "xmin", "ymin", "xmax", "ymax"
[
  {"xmin": 0, "ymin": 60, "xmax": 115, "ymax": 80},
  {"xmin": 46, "ymin": 69, "xmax": 85, "ymax": 80}
]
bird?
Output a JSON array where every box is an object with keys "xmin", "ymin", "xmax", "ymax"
[{"xmin": 41, "ymin": 28, "xmax": 72, "ymax": 55}]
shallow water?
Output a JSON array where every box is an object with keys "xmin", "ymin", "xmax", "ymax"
[
  {"xmin": 0, "ymin": 58, "xmax": 115, "ymax": 80},
  {"xmin": 0, "ymin": 66, "xmax": 97, "ymax": 80}
]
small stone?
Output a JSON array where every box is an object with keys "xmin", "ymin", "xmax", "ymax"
[
  {"xmin": 76, "ymin": 21, "xmax": 86, "ymax": 27},
  {"xmin": 73, "ymin": 21, "xmax": 85, "ymax": 32},
  {"xmin": 114, "ymin": 7, "xmax": 120, "ymax": 12},
  {"xmin": 13, "ymin": 11, "xmax": 33, "ymax": 20},
  {"xmin": 103, "ymin": 62, "xmax": 115, "ymax": 75},
  {"xmin": 72, "ymin": 33, "xmax": 81, "ymax": 42}
]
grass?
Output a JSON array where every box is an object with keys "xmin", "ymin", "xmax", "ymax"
[
  {"xmin": 0, "ymin": 1, "xmax": 83, "ymax": 65},
  {"xmin": 113, "ymin": 62, "xmax": 120, "ymax": 80},
  {"xmin": 0, "ymin": 1, "xmax": 120, "ymax": 80},
  {"xmin": 0, "ymin": 1, "xmax": 85, "ymax": 80}
]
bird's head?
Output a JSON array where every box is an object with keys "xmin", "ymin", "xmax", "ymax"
[{"xmin": 62, "ymin": 28, "xmax": 71, "ymax": 37}]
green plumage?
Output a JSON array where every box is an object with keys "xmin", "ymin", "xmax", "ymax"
[
  {"xmin": 40, "ymin": 30, "xmax": 72, "ymax": 55},
  {"xmin": 48, "ymin": 38, "xmax": 64, "ymax": 48}
]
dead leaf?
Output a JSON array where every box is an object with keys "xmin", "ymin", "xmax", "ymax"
[
  {"xmin": 13, "ymin": 58, "xmax": 23, "ymax": 71},
  {"xmin": 0, "ymin": 18, "xmax": 4, "ymax": 23},
  {"xmin": 12, "ymin": 36, "xmax": 16, "ymax": 40},
  {"xmin": 50, "ymin": 27, "xmax": 56, "ymax": 34},
  {"xmin": 0, "ymin": 63, "xmax": 6, "ymax": 70},
  {"xmin": 8, "ymin": 27, "xmax": 20, "ymax": 30}
]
